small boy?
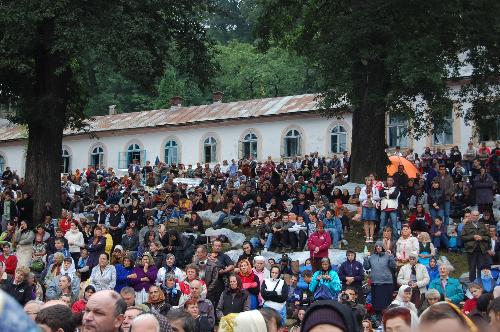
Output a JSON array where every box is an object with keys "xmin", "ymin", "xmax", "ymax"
[
  {"xmin": 430, "ymin": 216, "xmax": 449, "ymax": 251},
  {"xmin": 289, "ymin": 269, "xmax": 314, "ymax": 318}
]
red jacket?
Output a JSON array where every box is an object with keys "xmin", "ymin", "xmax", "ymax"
[
  {"xmin": 71, "ymin": 299, "xmax": 87, "ymax": 313},
  {"xmin": 408, "ymin": 213, "xmax": 432, "ymax": 228},
  {"xmin": 0, "ymin": 254, "xmax": 17, "ymax": 275},
  {"xmin": 238, "ymin": 271, "xmax": 260, "ymax": 295},
  {"xmin": 307, "ymin": 231, "xmax": 331, "ymax": 258},
  {"xmin": 462, "ymin": 298, "xmax": 477, "ymax": 315}
]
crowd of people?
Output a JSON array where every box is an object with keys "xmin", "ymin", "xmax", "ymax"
[{"xmin": 0, "ymin": 140, "xmax": 498, "ymax": 332}]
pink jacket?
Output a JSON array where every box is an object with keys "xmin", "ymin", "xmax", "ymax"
[{"xmin": 307, "ymin": 231, "xmax": 331, "ymax": 258}]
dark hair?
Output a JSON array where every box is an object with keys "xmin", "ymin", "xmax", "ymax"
[
  {"xmin": 345, "ymin": 286, "xmax": 358, "ymax": 295},
  {"xmin": 302, "ymin": 270, "xmax": 313, "ymax": 278},
  {"xmin": 382, "ymin": 307, "xmax": 412, "ymax": 330},
  {"xmin": 259, "ymin": 307, "xmax": 283, "ymax": 329},
  {"xmin": 36, "ymin": 304, "xmax": 76, "ymax": 332},
  {"xmin": 166, "ymin": 310, "xmax": 196, "ymax": 332},
  {"xmin": 227, "ymin": 273, "xmax": 243, "ymax": 293},
  {"xmin": 435, "ymin": 216, "xmax": 443, "ymax": 222}
]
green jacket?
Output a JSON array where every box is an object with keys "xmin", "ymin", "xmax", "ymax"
[{"xmin": 461, "ymin": 222, "xmax": 490, "ymax": 254}]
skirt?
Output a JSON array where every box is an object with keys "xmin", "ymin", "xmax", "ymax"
[
  {"xmin": 362, "ymin": 207, "xmax": 377, "ymax": 221},
  {"xmin": 371, "ymin": 283, "xmax": 394, "ymax": 311}
]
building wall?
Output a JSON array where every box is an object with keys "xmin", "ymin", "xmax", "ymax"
[{"xmin": 0, "ymin": 107, "xmax": 480, "ymax": 176}]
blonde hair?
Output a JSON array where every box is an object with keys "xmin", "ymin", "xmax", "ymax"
[{"xmin": 418, "ymin": 232, "xmax": 431, "ymax": 243}]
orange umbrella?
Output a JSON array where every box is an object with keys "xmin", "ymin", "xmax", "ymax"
[{"xmin": 386, "ymin": 156, "xmax": 420, "ymax": 178}]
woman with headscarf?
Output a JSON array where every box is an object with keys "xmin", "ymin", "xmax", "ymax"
[
  {"xmin": 236, "ymin": 259, "xmax": 260, "ymax": 310},
  {"xmin": 161, "ymin": 273, "xmax": 181, "ymax": 306},
  {"xmin": 128, "ymin": 252, "xmax": 158, "ymax": 304},
  {"xmin": 237, "ymin": 241, "xmax": 256, "ymax": 264},
  {"xmin": 261, "ymin": 265, "xmax": 288, "ymax": 325},
  {"xmin": 363, "ymin": 240, "xmax": 396, "ymax": 319},
  {"xmin": 86, "ymin": 226, "xmax": 106, "ymax": 269},
  {"xmin": 390, "ymin": 285, "xmax": 418, "ymax": 314},
  {"xmin": 218, "ymin": 309, "xmax": 268, "ymax": 332},
  {"xmin": 43, "ymin": 252, "xmax": 64, "ymax": 287},
  {"xmin": 145, "ymin": 284, "xmax": 171, "ymax": 316},
  {"xmin": 216, "ymin": 274, "xmax": 250, "ymax": 319}
]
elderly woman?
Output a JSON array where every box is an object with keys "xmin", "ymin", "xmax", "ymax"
[
  {"xmin": 114, "ymin": 254, "xmax": 134, "ymax": 292},
  {"xmin": 428, "ymin": 262, "xmax": 464, "ymax": 305},
  {"xmin": 156, "ymin": 253, "xmax": 185, "ymax": 285},
  {"xmin": 309, "ymin": 257, "xmax": 342, "ymax": 300},
  {"xmin": 89, "ymin": 253, "xmax": 116, "ymax": 291},
  {"xmin": 43, "ymin": 252, "xmax": 65, "ymax": 287},
  {"xmin": 5, "ymin": 266, "xmax": 33, "ymax": 305},
  {"xmin": 128, "ymin": 253, "xmax": 158, "ymax": 304},
  {"xmin": 390, "ymin": 285, "xmax": 418, "ymax": 314},
  {"xmin": 418, "ymin": 288, "xmax": 442, "ymax": 315}
]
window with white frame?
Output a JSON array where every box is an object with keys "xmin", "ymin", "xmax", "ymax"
[
  {"xmin": 164, "ymin": 140, "xmax": 179, "ymax": 165},
  {"xmin": 90, "ymin": 146, "xmax": 104, "ymax": 169},
  {"xmin": 433, "ymin": 111, "xmax": 454, "ymax": 145},
  {"xmin": 330, "ymin": 125, "xmax": 347, "ymax": 153},
  {"xmin": 284, "ymin": 129, "xmax": 301, "ymax": 157},
  {"xmin": 203, "ymin": 137, "xmax": 217, "ymax": 163},
  {"xmin": 61, "ymin": 149, "xmax": 71, "ymax": 174},
  {"xmin": 387, "ymin": 115, "xmax": 408, "ymax": 148},
  {"xmin": 242, "ymin": 132, "xmax": 258, "ymax": 159}
]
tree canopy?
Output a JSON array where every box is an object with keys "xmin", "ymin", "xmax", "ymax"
[{"xmin": 255, "ymin": 0, "xmax": 500, "ymax": 181}]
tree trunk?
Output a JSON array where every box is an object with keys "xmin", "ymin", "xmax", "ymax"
[
  {"xmin": 349, "ymin": 60, "xmax": 389, "ymax": 183},
  {"xmin": 25, "ymin": 123, "xmax": 63, "ymax": 224},
  {"xmin": 23, "ymin": 20, "xmax": 70, "ymax": 224}
]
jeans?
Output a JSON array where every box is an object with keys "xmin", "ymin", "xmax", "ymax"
[
  {"xmin": 432, "ymin": 234, "xmax": 449, "ymax": 250},
  {"xmin": 214, "ymin": 212, "xmax": 227, "ymax": 229},
  {"xmin": 443, "ymin": 201, "xmax": 451, "ymax": 227},
  {"xmin": 380, "ymin": 210, "xmax": 398, "ymax": 239},
  {"xmin": 250, "ymin": 234, "xmax": 273, "ymax": 250},
  {"xmin": 327, "ymin": 228, "xmax": 341, "ymax": 248}
]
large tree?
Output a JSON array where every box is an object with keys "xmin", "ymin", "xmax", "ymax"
[
  {"xmin": 255, "ymin": 0, "xmax": 500, "ymax": 182},
  {"xmin": 0, "ymin": 1, "xmax": 216, "ymax": 222}
]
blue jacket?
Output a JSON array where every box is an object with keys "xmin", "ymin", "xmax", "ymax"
[
  {"xmin": 323, "ymin": 217, "xmax": 343, "ymax": 238},
  {"xmin": 309, "ymin": 269, "xmax": 341, "ymax": 298},
  {"xmin": 426, "ymin": 266, "xmax": 440, "ymax": 286},
  {"xmin": 338, "ymin": 258, "xmax": 364, "ymax": 290},
  {"xmin": 428, "ymin": 277, "xmax": 464, "ymax": 305},
  {"xmin": 114, "ymin": 264, "xmax": 133, "ymax": 292}
]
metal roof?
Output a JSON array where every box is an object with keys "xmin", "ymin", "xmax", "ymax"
[{"xmin": 0, "ymin": 94, "xmax": 319, "ymax": 142}]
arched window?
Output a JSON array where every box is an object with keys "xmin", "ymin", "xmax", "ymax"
[
  {"xmin": 203, "ymin": 137, "xmax": 217, "ymax": 163},
  {"xmin": 61, "ymin": 149, "xmax": 71, "ymax": 174},
  {"xmin": 90, "ymin": 146, "xmax": 104, "ymax": 169},
  {"xmin": 0, "ymin": 155, "xmax": 5, "ymax": 173},
  {"xmin": 330, "ymin": 125, "xmax": 347, "ymax": 153},
  {"xmin": 164, "ymin": 140, "xmax": 179, "ymax": 165},
  {"xmin": 284, "ymin": 129, "xmax": 301, "ymax": 157},
  {"xmin": 242, "ymin": 132, "xmax": 258, "ymax": 159},
  {"xmin": 127, "ymin": 143, "xmax": 142, "ymax": 166}
]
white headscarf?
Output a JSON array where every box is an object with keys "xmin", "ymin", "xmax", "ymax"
[{"xmin": 219, "ymin": 310, "xmax": 267, "ymax": 332}]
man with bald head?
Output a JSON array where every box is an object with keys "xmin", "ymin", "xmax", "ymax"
[
  {"xmin": 82, "ymin": 290, "xmax": 127, "ymax": 332},
  {"xmin": 130, "ymin": 313, "xmax": 159, "ymax": 332},
  {"xmin": 187, "ymin": 279, "xmax": 215, "ymax": 329}
]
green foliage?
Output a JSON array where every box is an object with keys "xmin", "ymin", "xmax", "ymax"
[
  {"xmin": 255, "ymin": 0, "xmax": 500, "ymax": 138},
  {"xmin": 213, "ymin": 41, "xmax": 319, "ymax": 101},
  {"xmin": 207, "ymin": 0, "xmax": 259, "ymax": 43}
]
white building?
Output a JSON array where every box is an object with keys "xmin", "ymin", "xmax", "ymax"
[{"xmin": 0, "ymin": 90, "xmax": 496, "ymax": 176}]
